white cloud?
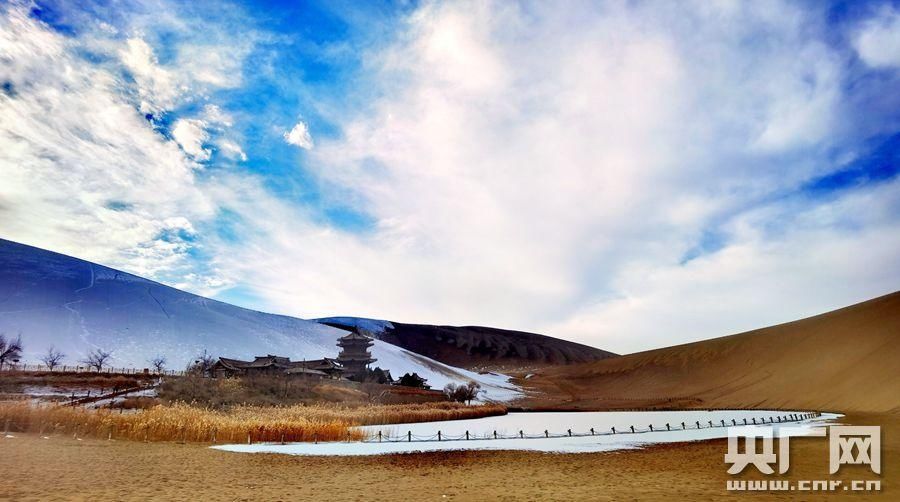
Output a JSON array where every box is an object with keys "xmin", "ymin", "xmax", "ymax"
[
  {"xmin": 119, "ymin": 37, "xmax": 183, "ymax": 115},
  {"xmin": 854, "ymin": 6, "xmax": 900, "ymax": 69},
  {"xmin": 284, "ymin": 120, "xmax": 314, "ymax": 149},
  {"xmin": 202, "ymin": 104, "xmax": 234, "ymax": 127},
  {"xmin": 176, "ymin": 43, "xmax": 248, "ymax": 88},
  {"xmin": 209, "ymin": 0, "xmax": 899, "ymax": 353},
  {"xmin": 217, "ymin": 140, "xmax": 248, "ymax": 161},
  {"xmin": 0, "ymin": 4, "xmax": 213, "ymax": 283},
  {"xmin": 3, "ymin": 1, "xmax": 898, "ymax": 357},
  {"xmin": 118, "ymin": 34, "xmax": 252, "ymax": 116},
  {"xmin": 172, "ymin": 118, "xmax": 211, "ymax": 161},
  {"xmin": 171, "ymin": 105, "xmax": 244, "ymax": 163},
  {"xmin": 547, "ymin": 180, "xmax": 900, "ymax": 351}
]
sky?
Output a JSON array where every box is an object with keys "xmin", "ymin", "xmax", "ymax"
[{"xmin": 1, "ymin": 0, "xmax": 899, "ymax": 354}]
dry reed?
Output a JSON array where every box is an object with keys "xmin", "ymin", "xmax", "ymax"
[{"xmin": 0, "ymin": 401, "xmax": 506, "ymax": 443}]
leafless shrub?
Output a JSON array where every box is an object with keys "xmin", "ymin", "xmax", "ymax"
[
  {"xmin": 0, "ymin": 333, "xmax": 23, "ymax": 370},
  {"xmin": 149, "ymin": 355, "xmax": 167, "ymax": 373},
  {"xmin": 81, "ymin": 348, "xmax": 112, "ymax": 371},
  {"xmin": 443, "ymin": 381, "xmax": 482, "ymax": 405},
  {"xmin": 40, "ymin": 345, "xmax": 65, "ymax": 371}
]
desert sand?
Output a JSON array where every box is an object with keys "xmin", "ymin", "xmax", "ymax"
[
  {"xmin": 2, "ymin": 412, "xmax": 894, "ymax": 501},
  {"xmin": 522, "ymin": 291, "xmax": 900, "ymax": 413}
]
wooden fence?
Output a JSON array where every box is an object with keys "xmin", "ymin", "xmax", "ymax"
[
  {"xmin": 0, "ymin": 364, "xmax": 183, "ymax": 376},
  {"xmin": 363, "ymin": 412, "xmax": 823, "ymax": 443}
]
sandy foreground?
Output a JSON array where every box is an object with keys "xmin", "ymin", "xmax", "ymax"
[{"xmin": 2, "ymin": 412, "xmax": 895, "ymax": 501}]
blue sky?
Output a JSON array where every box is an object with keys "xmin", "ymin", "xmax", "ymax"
[{"xmin": 1, "ymin": 0, "xmax": 899, "ymax": 353}]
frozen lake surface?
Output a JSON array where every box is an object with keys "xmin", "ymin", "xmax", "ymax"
[{"xmin": 212, "ymin": 410, "xmax": 842, "ymax": 456}]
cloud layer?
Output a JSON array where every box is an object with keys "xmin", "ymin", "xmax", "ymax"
[{"xmin": 2, "ymin": 1, "xmax": 899, "ymax": 354}]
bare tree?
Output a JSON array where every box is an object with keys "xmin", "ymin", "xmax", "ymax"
[
  {"xmin": 149, "ymin": 355, "xmax": 167, "ymax": 374},
  {"xmin": 0, "ymin": 333, "xmax": 23, "ymax": 370},
  {"xmin": 81, "ymin": 348, "xmax": 112, "ymax": 372},
  {"xmin": 443, "ymin": 381, "xmax": 482, "ymax": 405},
  {"xmin": 188, "ymin": 349, "xmax": 215, "ymax": 377},
  {"xmin": 40, "ymin": 345, "xmax": 65, "ymax": 371}
]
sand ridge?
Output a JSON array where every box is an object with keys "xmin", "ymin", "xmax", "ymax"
[{"xmin": 522, "ymin": 292, "xmax": 900, "ymax": 413}]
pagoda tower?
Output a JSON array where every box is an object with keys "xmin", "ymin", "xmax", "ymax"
[{"xmin": 336, "ymin": 331, "xmax": 376, "ymax": 380}]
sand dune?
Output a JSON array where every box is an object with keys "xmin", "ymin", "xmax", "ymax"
[{"xmin": 522, "ymin": 291, "xmax": 900, "ymax": 413}]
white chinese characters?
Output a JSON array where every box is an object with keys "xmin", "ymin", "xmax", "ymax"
[{"xmin": 725, "ymin": 425, "xmax": 880, "ymax": 475}]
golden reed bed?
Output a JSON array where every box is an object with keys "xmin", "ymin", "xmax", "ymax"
[{"xmin": 0, "ymin": 401, "xmax": 506, "ymax": 443}]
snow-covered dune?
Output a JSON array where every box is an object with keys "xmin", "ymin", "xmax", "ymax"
[{"xmin": 0, "ymin": 239, "xmax": 520, "ymax": 401}]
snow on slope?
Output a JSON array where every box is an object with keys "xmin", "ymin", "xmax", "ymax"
[
  {"xmin": 370, "ymin": 341, "xmax": 520, "ymax": 401},
  {"xmin": 0, "ymin": 239, "xmax": 520, "ymax": 401}
]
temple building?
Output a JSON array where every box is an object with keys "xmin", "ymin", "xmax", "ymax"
[
  {"xmin": 210, "ymin": 355, "xmax": 344, "ymax": 379},
  {"xmin": 336, "ymin": 331, "xmax": 377, "ymax": 380}
]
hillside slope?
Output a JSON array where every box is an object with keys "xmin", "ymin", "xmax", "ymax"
[
  {"xmin": 315, "ymin": 317, "xmax": 616, "ymax": 372},
  {"xmin": 0, "ymin": 239, "xmax": 520, "ymax": 400},
  {"xmin": 522, "ymin": 292, "xmax": 900, "ymax": 413}
]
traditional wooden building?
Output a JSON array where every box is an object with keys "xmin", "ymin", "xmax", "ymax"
[
  {"xmin": 336, "ymin": 331, "xmax": 376, "ymax": 380},
  {"xmin": 210, "ymin": 355, "xmax": 344, "ymax": 379},
  {"xmin": 396, "ymin": 372, "xmax": 430, "ymax": 389}
]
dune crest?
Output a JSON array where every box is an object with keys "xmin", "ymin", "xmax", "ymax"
[{"xmin": 524, "ymin": 292, "xmax": 900, "ymax": 413}]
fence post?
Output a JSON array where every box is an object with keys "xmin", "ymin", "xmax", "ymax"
[
  {"xmin": 377, "ymin": 431, "xmax": 382, "ymax": 443},
  {"xmin": 649, "ymin": 424, "xmax": 653, "ymax": 432},
  {"xmin": 247, "ymin": 431, "xmax": 251, "ymax": 445},
  {"xmin": 681, "ymin": 422, "xmax": 685, "ymax": 430},
  {"xmin": 590, "ymin": 427, "xmax": 595, "ymax": 436},
  {"xmin": 695, "ymin": 421, "xmax": 700, "ymax": 429},
  {"xmin": 494, "ymin": 430, "xmax": 498, "ymax": 440},
  {"xmin": 280, "ymin": 433, "xmax": 285, "ymax": 445},
  {"xmin": 212, "ymin": 428, "xmax": 217, "ymax": 444},
  {"xmin": 408, "ymin": 431, "xmax": 411, "ymax": 442},
  {"xmin": 721, "ymin": 420, "xmax": 725, "ymax": 427},
  {"xmin": 567, "ymin": 429, "xmax": 572, "ymax": 437},
  {"xmin": 708, "ymin": 421, "xmax": 713, "ymax": 428},
  {"xmin": 611, "ymin": 427, "xmax": 616, "ymax": 434},
  {"xmin": 629, "ymin": 426, "xmax": 634, "ymax": 433},
  {"xmin": 544, "ymin": 430, "xmax": 548, "ymax": 438},
  {"xmin": 519, "ymin": 430, "xmax": 524, "ymax": 439},
  {"xmin": 466, "ymin": 431, "xmax": 470, "ymax": 440},
  {"xmin": 314, "ymin": 432, "xmax": 318, "ymax": 444},
  {"xmin": 666, "ymin": 423, "xmax": 670, "ymax": 431},
  {"xmin": 752, "ymin": 418, "xmax": 756, "ymax": 425},
  {"xmin": 438, "ymin": 430, "xmax": 442, "ymax": 441},
  {"xmin": 743, "ymin": 418, "xmax": 747, "ymax": 425}
]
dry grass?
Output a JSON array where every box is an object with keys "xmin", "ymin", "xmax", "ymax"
[
  {"xmin": 0, "ymin": 372, "xmax": 153, "ymax": 393},
  {"xmin": 291, "ymin": 401, "xmax": 508, "ymax": 426},
  {"xmin": 0, "ymin": 401, "xmax": 506, "ymax": 443},
  {"xmin": 0, "ymin": 401, "xmax": 360, "ymax": 443},
  {"xmin": 157, "ymin": 375, "xmax": 450, "ymax": 408}
]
